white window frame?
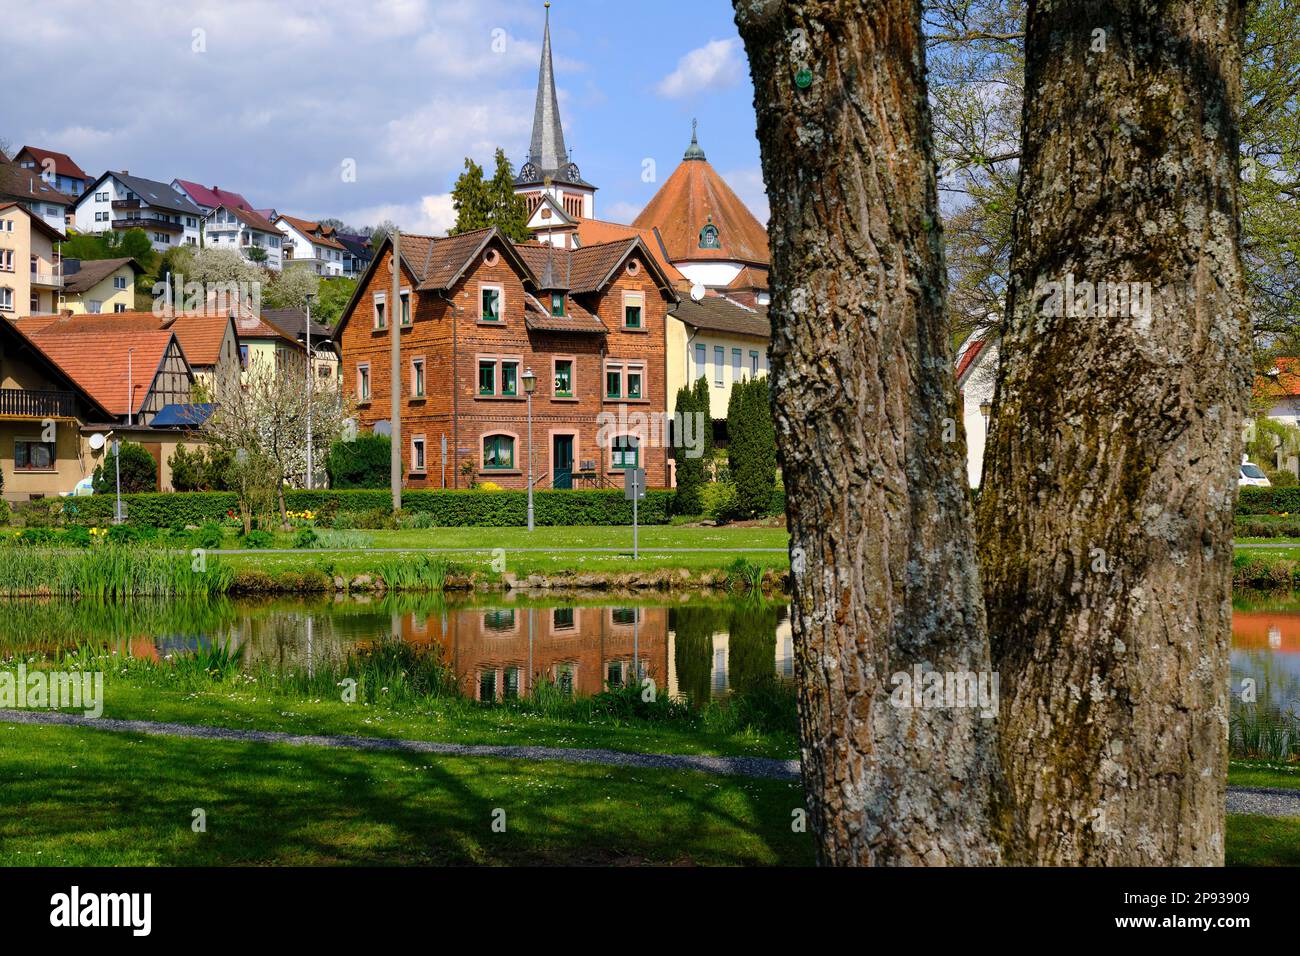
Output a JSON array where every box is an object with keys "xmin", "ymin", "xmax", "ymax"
[{"xmin": 357, "ymin": 363, "xmax": 371, "ymax": 401}]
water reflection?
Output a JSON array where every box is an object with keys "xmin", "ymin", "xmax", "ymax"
[{"xmin": 0, "ymin": 595, "xmax": 794, "ymax": 706}]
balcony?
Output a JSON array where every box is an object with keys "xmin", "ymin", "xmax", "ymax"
[
  {"xmin": 30, "ymin": 269, "xmax": 62, "ymax": 288},
  {"xmin": 112, "ymin": 216, "xmax": 182, "ymax": 232},
  {"xmin": 111, "ymin": 199, "xmax": 143, "ymax": 211},
  {"xmin": 0, "ymin": 388, "xmax": 77, "ymax": 419}
]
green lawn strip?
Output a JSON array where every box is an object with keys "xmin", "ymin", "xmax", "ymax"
[
  {"xmin": 0, "ymin": 722, "xmax": 812, "ymax": 866},
  {"xmin": 1228, "ymin": 760, "xmax": 1300, "ymax": 791},
  {"xmin": 84, "ymin": 675, "xmax": 800, "ymax": 761},
  {"xmin": 1225, "ymin": 815, "xmax": 1300, "ymax": 866}
]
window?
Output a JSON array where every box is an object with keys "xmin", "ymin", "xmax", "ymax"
[
  {"xmin": 0, "ymin": 250, "xmax": 13, "ymax": 271},
  {"xmin": 114, "ymin": 275, "xmax": 127, "ymax": 290},
  {"xmin": 0, "ymin": 219, "xmax": 11, "ymax": 232},
  {"xmin": 605, "ymin": 363, "xmax": 622, "ymax": 398},
  {"xmin": 86, "ymin": 300, "xmax": 102, "ymax": 314},
  {"xmin": 411, "ymin": 436, "xmax": 426, "ymax": 473},
  {"xmin": 480, "ymin": 284, "xmax": 502, "ymax": 321},
  {"xmin": 700, "ymin": 223, "xmax": 720, "ymax": 248},
  {"xmin": 357, "ymin": 363, "xmax": 371, "ymax": 401},
  {"xmin": 239, "ymin": 345, "xmax": 250, "ymax": 370},
  {"xmin": 607, "ymin": 661, "xmax": 625, "ymax": 688},
  {"xmin": 373, "ymin": 293, "xmax": 386, "ymax": 329},
  {"xmin": 503, "ymin": 666, "xmax": 520, "ymax": 700},
  {"xmin": 0, "ymin": 288, "xmax": 12, "ymax": 311},
  {"xmin": 478, "ymin": 360, "xmax": 496, "ymax": 395},
  {"xmin": 626, "ymin": 366, "xmax": 643, "ymax": 400},
  {"xmin": 400, "ymin": 290, "xmax": 411, "ymax": 326},
  {"xmin": 15, "ymin": 439, "xmax": 56, "ymax": 470},
  {"xmin": 612, "ymin": 607, "xmax": 638, "ymax": 626},
  {"xmin": 714, "ymin": 346, "xmax": 725, "ymax": 386},
  {"xmin": 553, "ymin": 607, "xmax": 575, "ymax": 631},
  {"xmin": 624, "ymin": 292, "xmax": 643, "ymax": 329},
  {"xmin": 484, "ymin": 609, "xmax": 516, "ymax": 632},
  {"xmin": 411, "ymin": 357, "xmax": 425, "ymax": 398},
  {"xmin": 750, "ymin": 350, "xmax": 760, "ymax": 375},
  {"xmin": 550, "ymin": 292, "xmax": 565, "ymax": 317},
  {"xmin": 554, "ymin": 663, "xmax": 575, "ymax": 698},
  {"xmin": 553, "ymin": 359, "xmax": 573, "ymax": 397},
  {"xmin": 114, "ymin": 303, "xmax": 127, "ymax": 313},
  {"xmin": 500, "ymin": 361, "xmax": 518, "ymax": 396},
  {"xmin": 483, "ymin": 434, "xmax": 515, "ymax": 470},
  {"xmin": 733, "ymin": 348, "xmax": 742, "ymax": 379},
  {"xmin": 95, "ymin": 211, "xmax": 108, "ymax": 223},
  {"xmin": 611, "ymin": 434, "xmax": 639, "ymax": 470},
  {"xmin": 479, "ymin": 670, "xmax": 497, "ymax": 703}
]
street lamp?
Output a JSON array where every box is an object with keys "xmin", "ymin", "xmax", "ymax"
[
  {"xmin": 304, "ymin": 292, "xmax": 316, "ymax": 490},
  {"xmin": 980, "ymin": 400, "xmax": 992, "ymax": 423},
  {"xmin": 522, "ymin": 367, "xmax": 537, "ymax": 531}
]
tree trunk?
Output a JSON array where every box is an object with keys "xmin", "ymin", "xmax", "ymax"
[
  {"xmin": 978, "ymin": 0, "xmax": 1250, "ymax": 865},
  {"xmin": 734, "ymin": 0, "xmax": 1004, "ymax": 865}
]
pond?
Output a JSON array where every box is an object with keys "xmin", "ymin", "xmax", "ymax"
[
  {"xmin": 0, "ymin": 594, "xmax": 796, "ymax": 707},
  {"xmin": 1231, "ymin": 594, "xmax": 1300, "ymax": 757}
]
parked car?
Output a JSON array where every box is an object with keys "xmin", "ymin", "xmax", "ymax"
[{"xmin": 1239, "ymin": 459, "xmax": 1272, "ymax": 487}]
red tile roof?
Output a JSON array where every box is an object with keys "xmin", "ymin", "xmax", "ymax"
[
  {"xmin": 27, "ymin": 328, "xmax": 177, "ymax": 416},
  {"xmin": 166, "ymin": 314, "xmax": 234, "ymax": 367},
  {"xmin": 1258, "ymin": 356, "xmax": 1300, "ymax": 399},
  {"xmin": 174, "ymin": 181, "xmax": 252, "ymax": 211},
  {"xmin": 15, "ymin": 146, "xmax": 88, "ymax": 181},
  {"xmin": 275, "ymin": 214, "xmax": 346, "ymax": 251},
  {"xmin": 215, "ymin": 203, "xmax": 280, "ymax": 234},
  {"xmin": 575, "ymin": 219, "xmax": 688, "ymax": 289},
  {"xmin": 632, "ymin": 157, "xmax": 769, "ymax": 267}
]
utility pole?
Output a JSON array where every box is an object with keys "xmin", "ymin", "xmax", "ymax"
[
  {"xmin": 390, "ymin": 230, "xmax": 402, "ymax": 511},
  {"xmin": 305, "ymin": 291, "xmax": 315, "ymax": 490}
]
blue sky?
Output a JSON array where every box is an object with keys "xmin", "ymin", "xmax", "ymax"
[{"xmin": 6, "ymin": 0, "xmax": 767, "ymax": 235}]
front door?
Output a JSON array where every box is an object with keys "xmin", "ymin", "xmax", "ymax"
[{"xmin": 553, "ymin": 435, "xmax": 574, "ymax": 489}]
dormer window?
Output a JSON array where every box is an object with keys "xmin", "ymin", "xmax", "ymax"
[
  {"xmin": 699, "ymin": 219, "xmax": 720, "ymax": 249},
  {"xmin": 550, "ymin": 292, "xmax": 565, "ymax": 317}
]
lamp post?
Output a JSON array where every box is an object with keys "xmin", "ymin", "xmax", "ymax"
[
  {"xmin": 522, "ymin": 367, "xmax": 536, "ymax": 531},
  {"xmin": 126, "ymin": 348, "xmax": 136, "ymax": 427},
  {"xmin": 304, "ymin": 292, "xmax": 316, "ymax": 490},
  {"xmin": 979, "ymin": 400, "xmax": 992, "ymax": 423}
]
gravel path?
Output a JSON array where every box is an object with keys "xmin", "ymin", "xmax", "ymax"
[
  {"xmin": 7, "ymin": 709, "xmax": 1298, "ymax": 809},
  {"xmin": 1225, "ymin": 786, "xmax": 1300, "ymax": 818},
  {"xmin": 0, "ymin": 709, "xmax": 801, "ymax": 781}
]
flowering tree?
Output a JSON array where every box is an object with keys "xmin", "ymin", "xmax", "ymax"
[{"xmin": 201, "ymin": 352, "xmax": 351, "ymax": 529}]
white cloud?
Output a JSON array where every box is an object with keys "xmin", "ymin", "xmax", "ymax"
[
  {"xmin": 656, "ymin": 39, "xmax": 744, "ymax": 99},
  {"xmin": 340, "ymin": 194, "xmax": 457, "ymax": 237},
  {"xmin": 602, "ymin": 201, "xmax": 642, "ymax": 225}
]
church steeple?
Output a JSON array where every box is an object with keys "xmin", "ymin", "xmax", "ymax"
[
  {"xmin": 527, "ymin": 2, "xmax": 568, "ymax": 177},
  {"xmin": 515, "ymin": 2, "xmax": 597, "ymax": 238}
]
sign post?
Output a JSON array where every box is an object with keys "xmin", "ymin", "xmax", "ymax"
[{"xmin": 624, "ymin": 467, "xmax": 646, "ymax": 560}]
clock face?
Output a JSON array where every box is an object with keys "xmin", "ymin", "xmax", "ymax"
[
  {"xmin": 565, "ymin": 163, "xmax": 581, "ymax": 182},
  {"xmin": 520, "ymin": 163, "xmax": 538, "ymax": 181}
]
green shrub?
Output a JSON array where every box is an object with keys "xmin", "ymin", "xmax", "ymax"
[
  {"xmin": 60, "ymin": 526, "xmax": 92, "ymax": 548},
  {"xmin": 0, "ymin": 500, "xmax": 11, "ymax": 527},
  {"xmin": 18, "ymin": 527, "xmax": 57, "ymax": 546},
  {"xmin": 672, "ymin": 376, "xmax": 711, "ymax": 515},
  {"xmin": 326, "ymin": 434, "xmax": 392, "ymax": 489},
  {"xmin": 1237, "ymin": 486, "xmax": 1300, "ymax": 515},
  {"xmin": 703, "ymin": 482, "xmax": 738, "ymax": 524},
  {"xmin": 14, "ymin": 498, "xmax": 60, "ymax": 528},
  {"xmin": 292, "ymin": 527, "xmax": 319, "ymax": 549},
  {"xmin": 92, "ymin": 442, "xmax": 158, "ymax": 494},
  {"xmin": 240, "ymin": 529, "xmax": 274, "ymax": 549},
  {"xmin": 107, "ymin": 524, "xmax": 141, "ymax": 545},
  {"xmin": 194, "ymin": 523, "xmax": 225, "ymax": 549}
]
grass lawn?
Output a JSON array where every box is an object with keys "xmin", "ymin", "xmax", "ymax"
[
  {"xmin": 81, "ymin": 673, "xmax": 800, "ymax": 761},
  {"xmin": 0, "ymin": 722, "xmax": 813, "ymax": 866},
  {"xmin": 216, "ymin": 525, "xmax": 792, "ymax": 578},
  {"xmin": 1226, "ymin": 816, "xmax": 1300, "ymax": 866}
]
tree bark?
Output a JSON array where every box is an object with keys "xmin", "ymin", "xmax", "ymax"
[
  {"xmin": 734, "ymin": 0, "xmax": 1004, "ymax": 864},
  {"xmin": 978, "ymin": 0, "xmax": 1250, "ymax": 865}
]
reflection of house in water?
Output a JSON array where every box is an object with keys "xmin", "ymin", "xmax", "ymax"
[{"xmin": 394, "ymin": 604, "xmax": 671, "ymax": 702}]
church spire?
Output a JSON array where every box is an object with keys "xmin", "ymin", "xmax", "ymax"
[
  {"xmin": 527, "ymin": 2, "xmax": 568, "ymax": 177},
  {"xmin": 684, "ymin": 119, "xmax": 707, "ymax": 161}
]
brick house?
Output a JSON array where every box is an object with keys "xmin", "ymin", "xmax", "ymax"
[{"xmin": 336, "ymin": 226, "xmax": 679, "ymax": 491}]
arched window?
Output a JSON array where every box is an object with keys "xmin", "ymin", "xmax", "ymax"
[{"xmin": 483, "ymin": 433, "xmax": 516, "ymax": 470}]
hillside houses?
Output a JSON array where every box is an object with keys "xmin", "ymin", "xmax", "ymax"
[{"xmin": 73, "ymin": 172, "xmax": 204, "ymax": 252}]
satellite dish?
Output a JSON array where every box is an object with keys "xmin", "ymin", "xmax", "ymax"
[
  {"xmin": 373, "ymin": 420, "xmax": 392, "ymax": 437},
  {"xmin": 88, "ymin": 433, "xmax": 107, "ymax": 451},
  {"xmin": 690, "ymin": 283, "xmax": 706, "ymax": 302}
]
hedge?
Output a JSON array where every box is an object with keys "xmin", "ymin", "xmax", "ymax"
[
  {"xmin": 1236, "ymin": 486, "xmax": 1300, "ymax": 515},
  {"xmin": 60, "ymin": 489, "xmax": 674, "ymax": 528}
]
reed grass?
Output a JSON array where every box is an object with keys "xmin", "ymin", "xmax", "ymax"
[
  {"xmin": 0, "ymin": 546, "xmax": 233, "ymax": 599},
  {"xmin": 375, "ymin": 554, "xmax": 455, "ymax": 591}
]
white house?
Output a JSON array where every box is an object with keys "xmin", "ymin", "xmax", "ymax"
[
  {"xmin": 955, "ymin": 331, "xmax": 999, "ymax": 488},
  {"xmin": 274, "ymin": 215, "xmax": 345, "ymax": 276},
  {"xmin": 73, "ymin": 172, "xmax": 204, "ymax": 252},
  {"xmin": 204, "ymin": 204, "xmax": 283, "ymax": 271}
]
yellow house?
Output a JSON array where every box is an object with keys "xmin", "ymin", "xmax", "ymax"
[
  {"xmin": 667, "ymin": 295, "xmax": 771, "ymax": 420},
  {"xmin": 0, "ymin": 202, "xmax": 65, "ymax": 318},
  {"xmin": 62, "ymin": 257, "xmax": 141, "ymax": 314}
]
